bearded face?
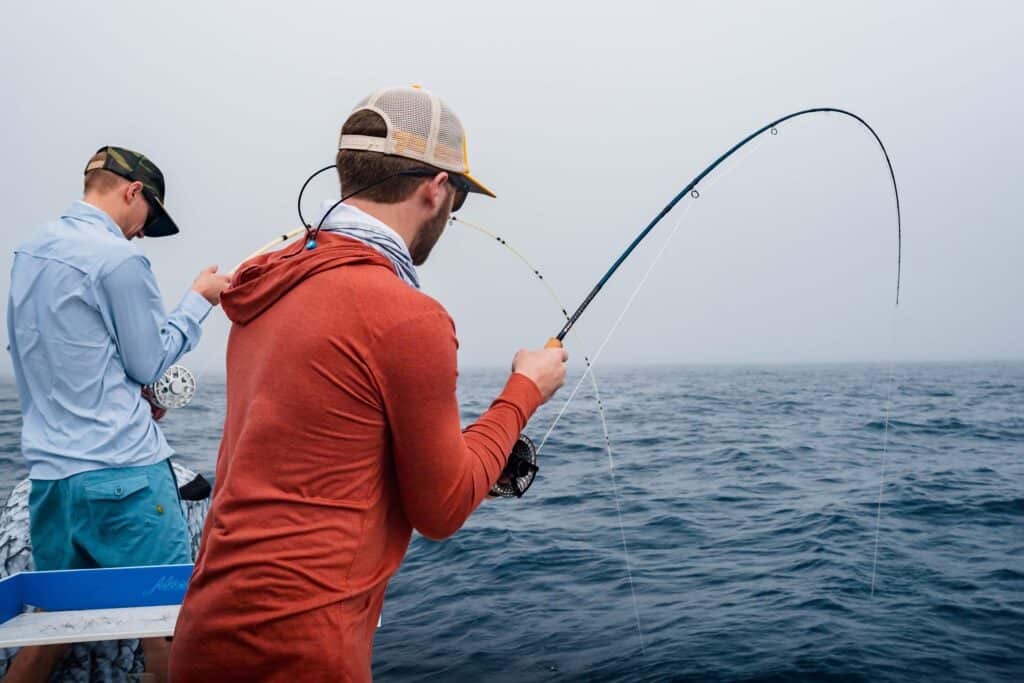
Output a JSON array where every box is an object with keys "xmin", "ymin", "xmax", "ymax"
[{"xmin": 408, "ymin": 186, "xmax": 454, "ymax": 266}]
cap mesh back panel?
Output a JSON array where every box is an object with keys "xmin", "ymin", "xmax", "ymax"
[
  {"xmin": 435, "ymin": 103, "xmax": 465, "ymax": 168},
  {"xmin": 376, "ymin": 89, "xmax": 433, "ymax": 158},
  {"xmin": 340, "ymin": 85, "xmax": 484, "ymax": 186}
]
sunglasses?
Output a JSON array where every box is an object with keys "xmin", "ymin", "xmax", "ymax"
[
  {"xmin": 395, "ymin": 169, "xmax": 469, "ymax": 213},
  {"xmin": 139, "ymin": 191, "xmax": 162, "ymax": 236},
  {"xmin": 130, "ymin": 187, "xmax": 155, "ymax": 234},
  {"xmin": 447, "ymin": 174, "xmax": 469, "ymax": 213}
]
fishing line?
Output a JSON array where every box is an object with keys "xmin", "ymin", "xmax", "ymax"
[
  {"xmin": 870, "ymin": 308, "xmax": 900, "ymax": 596},
  {"xmin": 450, "ymin": 216, "xmax": 572, "ymax": 320},
  {"xmin": 170, "ymin": 229, "xmax": 309, "ymax": 395},
  {"xmin": 548, "ymin": 108, "xmax": 902, "ymax": 349},
  {"xmin": 530, "ymin": 108, "xmax": 902, "ymax": 601},
  {"xmin": 234, "ymin": 228, "xmax": 307, "ymax": 271},
  {"xmin": 537, "ymin": 200, "xmax": 695, "ymax": 454},
  {"xmin": 451, "ymin": 215, "xmax": 646, "ymax": 654},
  {"xmin": 536, "ymin": 128, "xmax": 770, "ymax": 452}
]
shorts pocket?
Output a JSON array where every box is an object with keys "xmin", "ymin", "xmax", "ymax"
[
  {"xmin": 82, "ymin": 473, "xmax": 157, "ymax": 539},
  {"xmin": 83, "ymin": 474, "xmax": 150, "ymax": 501}
]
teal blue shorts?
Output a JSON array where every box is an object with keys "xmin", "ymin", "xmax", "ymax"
[{"xmin": 28, "ymin": 460, "xmax": 191, "ymax": 571}]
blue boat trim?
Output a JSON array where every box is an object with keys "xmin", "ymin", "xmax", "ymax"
[{"xmin": 0, "ymin": 564, "xmax": 194, "ymax": 625}]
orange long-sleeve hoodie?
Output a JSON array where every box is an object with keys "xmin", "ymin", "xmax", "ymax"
[{"xmin": 170, "ymin": 233, "xmax": 541, "ymax": 682}]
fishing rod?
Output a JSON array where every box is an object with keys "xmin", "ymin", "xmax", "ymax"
[
  {"xmin": 542, "ymin": 107, "xmax": 902, "ymax": 351},
  {"xmin": 163, "ymin": 109, "xmax": 902, "ymax": 402},
  {"xmin": 531, "ymin": 107, "xmax": 903, "ymax": 507},
  {"xmin": 201, "ymin": 110, "xmax": 902, "ymax": 493},
  {"xmin": 526, "ymin": 109, "xmax": 901, "ymax": 606}
]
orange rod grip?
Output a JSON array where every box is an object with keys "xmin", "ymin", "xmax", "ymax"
[{"xmin": 545, "ymin": 337, "xmax": 563, "ymax": 349}]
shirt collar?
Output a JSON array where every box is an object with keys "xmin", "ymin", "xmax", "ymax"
[{"xmin": 62, "ymin": 200, "xmax": 126, "ymax": 241}]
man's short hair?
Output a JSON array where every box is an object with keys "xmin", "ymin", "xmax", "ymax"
[
  {"xmin": 83, "ymin": 150, "xmax": 128, "ymax": 195},
  {"xmin": 335, "ymin": 110, "xmax": 441, "ymax": 204}
]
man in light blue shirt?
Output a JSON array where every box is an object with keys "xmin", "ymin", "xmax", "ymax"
[{"xmin": 4, "ymin": 146, "xmax": 229, "ymax": 682}]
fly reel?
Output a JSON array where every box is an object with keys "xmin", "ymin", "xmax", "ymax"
[
  {"xmin": 144, "ymin": 364, "xmax": 197, "ymax": 410},
  {"xmin": 489, "ymin": 434, "xmax": 539, "ymax": 498}
]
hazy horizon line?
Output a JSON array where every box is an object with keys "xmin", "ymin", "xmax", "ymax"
[{"xmin": 3, "ymin": 356, "xmax": 1019, "ymax": 384}]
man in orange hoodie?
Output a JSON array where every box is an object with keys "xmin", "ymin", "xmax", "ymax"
[{"xmin": 170, "ymin": 86, "xmax": 568, "ymax": 682}]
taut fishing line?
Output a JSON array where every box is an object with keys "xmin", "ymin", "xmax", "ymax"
[
  {"xmin": 871, "ymin": 308, "xmax": 900, "ymax": 596},
  {"xmin": 536, "ymin": 127, "xmax": 774, "ymax": 454},
  {"xmin": 452, "ymin": 214, "xmax": 646, "ymax": 653}
]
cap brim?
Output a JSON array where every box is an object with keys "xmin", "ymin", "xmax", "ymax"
[
  {"xmin": 461, "ymin": 172, "xmax": 496, "ymax": 198},
  {"xmin": 141, "ymin": 190, "xmax": 180, "ymax": 238}
]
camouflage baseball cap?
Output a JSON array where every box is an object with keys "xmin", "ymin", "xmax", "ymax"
[{"xmin": 85, "ymin": 146, "xmax": 179, "ymax": 237}]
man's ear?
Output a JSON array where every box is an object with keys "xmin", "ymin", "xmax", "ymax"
[
  {"xmin": 426, "ymin": 172, "xmax": 449, "ymax": 211},
  {"xmin": 125, "ymin": 180, "xmax": 144, "ymax": 204}
]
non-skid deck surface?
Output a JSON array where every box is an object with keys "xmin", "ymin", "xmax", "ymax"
[{"xmin": 0, "ymin": 604, "xmax": 179, "ymax": 647}]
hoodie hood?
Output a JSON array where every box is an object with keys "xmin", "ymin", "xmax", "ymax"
[{"xmin": 223, "ymin": 233, "xmax": 395, "ymax": 325}]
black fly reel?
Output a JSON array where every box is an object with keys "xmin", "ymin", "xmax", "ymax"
[{"xmin": 488, "ymin": 434, "xmax": 539, "ymax": 498}]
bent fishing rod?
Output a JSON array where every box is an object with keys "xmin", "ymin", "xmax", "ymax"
[
  {"xmin": 505, "ymin": 107, "xmax": 903, "ymax": 499},
  {"xmin": 542, "ymin": 107, "xmax": 902, "ymax": 352},
  {"xmin": 178, "ymin": 108, "xmax": 901, "ymax": 497}
]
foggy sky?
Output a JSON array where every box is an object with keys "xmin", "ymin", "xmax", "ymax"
[{"xmin": 2, "ymin": 0, "xmax": 1021, "ymax": 377}]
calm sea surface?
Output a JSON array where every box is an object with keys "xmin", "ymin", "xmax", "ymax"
[{"xmin": 0, "ymin": 362, "xmax": 1021, "ymax": 682}]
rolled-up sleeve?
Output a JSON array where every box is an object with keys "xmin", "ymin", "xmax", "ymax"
[{"xmin": 97, "ymin": 255, "xmax": 212, "ymax": 385}]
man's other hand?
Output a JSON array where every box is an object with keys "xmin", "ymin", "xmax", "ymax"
[
  {"xmin": 141, "ymin": 386, "xmax": 167, "ymax": 421},
  {"xmin": 192, "ymin": 265, "xmax": 231, "ymax": 305},
  {"xmin": 512, "ymin": 346, "xmax": 569, "ymax": 404}
]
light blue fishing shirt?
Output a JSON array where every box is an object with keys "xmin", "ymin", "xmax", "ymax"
[{"xmin": 6, "ymin": 201, "xmax": 212, "ymax": 480}]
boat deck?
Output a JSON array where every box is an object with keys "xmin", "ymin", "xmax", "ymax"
[{"xmin": 0, "ymin": 604, "xmax": 179, "ymax": 647}]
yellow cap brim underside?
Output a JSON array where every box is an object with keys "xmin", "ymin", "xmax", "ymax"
[{"xmin": 462, "ymin": 171, "xmax": 496, "ymax": 199}]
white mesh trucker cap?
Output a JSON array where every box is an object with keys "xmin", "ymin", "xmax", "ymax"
[{"xmin": 338, "ymin": 85, "xmax": 496, "ymax": 198}]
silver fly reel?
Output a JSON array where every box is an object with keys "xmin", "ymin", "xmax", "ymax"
[{"xmin": 145, "ymin": 364, "xmax": 197, "ymax": 410}]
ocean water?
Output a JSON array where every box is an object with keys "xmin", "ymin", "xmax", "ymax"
[{"xmin": 0, "ymin": 362, "xmax": 1021, "ymax": 682}]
